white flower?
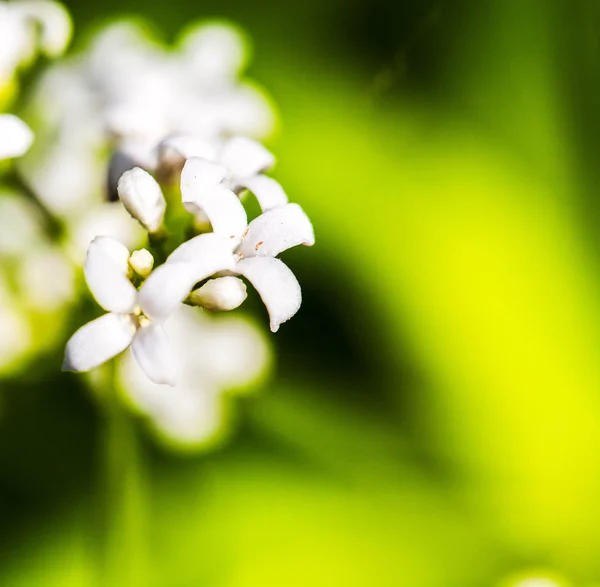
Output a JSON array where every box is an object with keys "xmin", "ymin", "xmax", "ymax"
[
  {"xmin": 117, "ymin": 167, "xmax": 166, "ymax": 233},
  {"xmin": 118, "ymin": 305, "xmax": 270, "ymax": 448},
  {"xmin": 172, "ymin": 136, "xmax": 288, "ymax": 213},
  {"xmin": 180, "ymin": 157, "xmax": 315, "ymax": 331},
  {"xmin": 0, "ymin": 114, "xmax": 33, "ymax": 160},
  {"xmin": 0, "ymin": 0, "xmax": 71, "ymax": 86},
  {"xmin": 63, "ymin": 234, "xmax": 236, "ymax": 384}
]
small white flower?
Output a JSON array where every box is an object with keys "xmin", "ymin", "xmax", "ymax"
[
  {"xmin": 63, "ymin": 234, "xmax": 236, "ymax": 384},
  {"xmin": 175, "ymin": 136, "xmax": 288, "ymax": 213},
  {"xmin": 117, "ymin": 167, "xmax": 166, "ymax": 233},
  {"xmin": 0, "ymin": 114, "xmax": 34, "ymax": 160},
  {"xmin": 118, "ymin": 305, "xmax": 270, "ymax": 448},
  {"xmin": 180, "ymin": 157, "xmax": 315, "ymax": 331}
]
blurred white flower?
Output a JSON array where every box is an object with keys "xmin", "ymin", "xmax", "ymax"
[
  {"xmin": 0, "ymin": 0, "xmax": 71, "ymax": 87},
  {"xmin": 0, "ymin": 192, "xmax": 44, "ymax": 255},
  {"xmin": 0, "ymin": 193, "xmax": 74, "ymax": 372},
  {"xmin": 67, "ymin": 202, "xmax": 145, "ymax": 264},
  {"xmin": 119, "ymin": 304, "xmax": 269, "ymax": 449},
  {"xmin": 16, "ymin": 247, "xmax": 75, "ymax": 310},
  {"xmin": 21, "ymin": 19, "xmax": 276, "ymax": 213},
  {"xmin": 181, "ymin": 157, "xmax": 315, "ymax": 331},
  {"xmin": 63, "ymin": 234, "xmax": 236, "ymax": 384},
  {"xmin": 117, "ymin": 167, "xmax": 166, "ymax": 233},
  {"xmin": 0, "ymin": 114, "xmax": 33, "ymax": 159}
]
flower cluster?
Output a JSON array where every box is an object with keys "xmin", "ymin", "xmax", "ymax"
[
  {"xmin": 1, "ymin": 8, "xmax": 314, "ymax": 449},
  {"xmin": 62, "ymin": 138, "xmax": 315, "ymax": 385}
]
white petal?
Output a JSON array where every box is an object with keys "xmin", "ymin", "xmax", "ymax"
[
  {"xmin": 62, "ymin": 313, "xmax": 136, "ymax": 372},
  {"xmin": 0, "ymin": 114, "xmax": 33, "ymax": 160},
  {"xmin": 138, "ymin": 262, "xmax": 197, "ymax": 321},
  {"xmin": 167, "ymin": 232, "xmax": 238, "ymax": 272},
  {"xmin": 131, "ymin": 323, "xmax": 177, "ymax": 386},
  {"xmin": 238, "ymin": 203, "xmax": 315, "ymax": 259},
  {"xmin": 218, "ymin": 137, "xmax": 275, "ymax": 179},
  {"xmin": 15, "ymin": 0, "xmax": 72, "ymax": 56},
  {"xmin": 156, "ymin": 134, "xmax": 216, "ymax": 175},
  {"xmin": 235, "ymin": 257, "xmax": 302, "ymax": 332},
  {"xmin": 181, "ymin": 157, "xmax": 247, "ymax": 238},
  {"xmin": 117, "ymin": 167, "xmax": 166, "ymax": 232},
  {"xmin": 180, "ymin": 156, "xmax": 227, "ymax": 190},
  {"xmin": 84, "ymin": 236, "xmax": 137, "ymax": 313},
  {"xmin": 241, "ymin": 175, "xmax": 288, "ymax": 211},
  {"xmin": 190, "ymin": 276, "xmax": 247, "ymax": 311}
]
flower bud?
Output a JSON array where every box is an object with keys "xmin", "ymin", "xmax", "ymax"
[
  {"xmin": 129, "ymin": 248, "xmax": 154, "ymax": 278},
  {"xmin": 188, "ymin": 276, "xmax": 247, "ymax": 311},
  {"xmin": 117, "ymin": 167, "xmax": 166, "ymax": 233}
]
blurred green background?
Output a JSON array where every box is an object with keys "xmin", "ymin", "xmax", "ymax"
[{"xmin": 3, "ymin": 0, "xmax": 600, "ymax": 585}]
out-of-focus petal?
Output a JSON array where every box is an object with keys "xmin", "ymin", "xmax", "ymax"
[
  {"xmin": 117, "ymin": 167, "xmax": 166, "ymax": 232},
  {"xmin": 62, "ymin": 313, "xmax": 136, "ymax": 372},
  {"xmin": 156, "ymin": 134, "xmax": 216, "ymax": 176},
  {"xmin": 235, "ymin": 257, "xmax": 302, "ymax": 332},
  {"xmin": 16, "ymin": 0, "xmax": 72, "ymax": 56},
  {"xmin": 84, "ymin": 236, "xmax": 137, "ymax": 313},
  {"xmin": 138, "ymin": 262, "xmax": 196, "ymax": 321},
  {"xmin": 131, "ymin": 322, "xmax": 177, "ymax": 386},
  {"xmin": 218, "ymin": 136, "xmax": 275, "ymax": 178},
  {"xmin": 180, "ymin": 23, "xmax": 247, "ymax": 83},
  {"xmin": 181, "ymin": 157, "xmax": 247, "ymax": 238},
  {"xmin": 241, "ymin": 175, "xmax": 288, "ymax": 211},
  {"xmin": 0, "ymin": 115, "xmax": 33, "ymax": 160},
  {"xmin": 238, "ymin": 203, "xmax": 315, "ymax": 259}
]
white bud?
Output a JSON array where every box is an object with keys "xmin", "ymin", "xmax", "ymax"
[
  {"xmin": 0, "ymin": 115, "xmax": 34, "ymax": 160},
  {"xmin": 117, "ymin": 167, "xmax": 166, "ymax": 233},
  {"xmin": 189, "ymin": 276, "xmax": 247, "ymax": 311},
  {"xmin": 129, "ymin": 248, "xmax": 154, "ymax": 278}
]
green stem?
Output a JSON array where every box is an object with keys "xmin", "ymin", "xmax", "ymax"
[{"xmin": 96, "ymin": 362, "xmax": 151, "ymax": 587}]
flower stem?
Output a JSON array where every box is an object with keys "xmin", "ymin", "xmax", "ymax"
[{"xmin": 96, "ymin": 362, "xmax": 150, "ymax": 587}]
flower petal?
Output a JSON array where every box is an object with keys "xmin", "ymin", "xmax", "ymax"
[
  {"xmin": 0, "ymin": 114, "xmax": 33, "ymax": 160},
  {"xmin": 137, "ymin": 262, "xmax": 197, "ymax": 322},
  {"xmin": 117, "ymin": 167, "xmax": 166, "ymax": 233},
  {"xmin": 131, "ymin": 323, "xmax": 177, "ymax": 386},
  {"xmin": 241, "ymin": 175, "xmax": 288, "ymax": 211},
  {"xmin": 62, "ymin": 313, "xmax": 136, "ymax": 372},
  {"xmin": 15, "ymin": 0, "xmax": 72, "ymax": 56},
  {"xmin": 238, "ymin": 203, "xmax": 315, "ymax": 259},
  {"xmin": 218, "ymin": 137, "xmax": 275, "ymax": 179},
  {"xmin": 181, "ymin": 157, "xmax": 247, "ymax": 238},
  {"xmin": 84, "ymin": 236, "xmax": 137, "ymax": 313},
  {"xmin": 167, "ymin": 232, "xmax": 238, "ymax": 273},
  {"xmin": 235, "ymin": 257, "xmax": 301, "ymax": 332},
  {"xmin": 156, "ymin": 134, "xmax": 216, "ymax": 175}
]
